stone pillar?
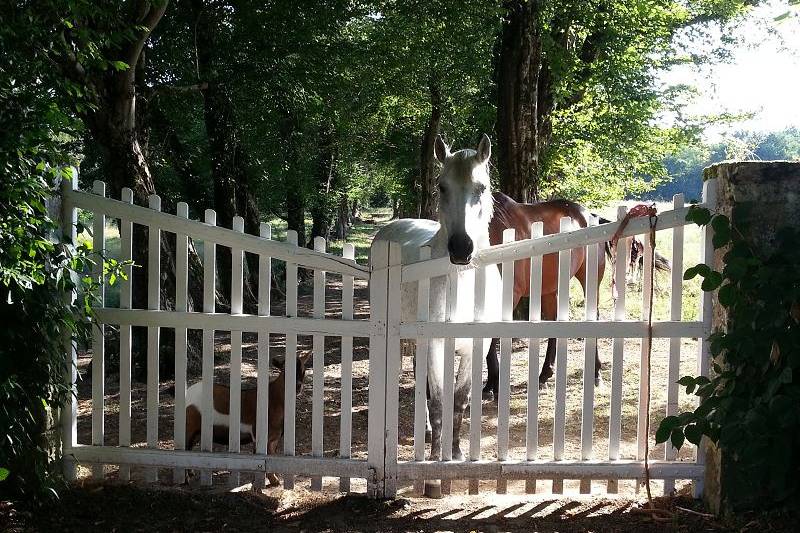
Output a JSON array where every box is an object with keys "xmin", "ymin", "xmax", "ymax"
[{"xmin": 702, "ymin": 161, "xmax": 800, "ymax": 514}]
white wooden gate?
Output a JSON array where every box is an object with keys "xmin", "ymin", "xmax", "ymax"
[
  {"xmin": 373, "ymin": 179, "xmax": 717, "ymax": 498},
  {"xmin": 59, "ymin": 173, "xmax": 716, "ymax": 499}
]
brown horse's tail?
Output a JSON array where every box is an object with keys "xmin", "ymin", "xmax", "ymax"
[
  {"xmin": 595, "ymin": 215, "xmax": 615, "ymax": 260},
  {"xmin": 594, "ymin": 213, "xmax": 672, "ymax": 272}
]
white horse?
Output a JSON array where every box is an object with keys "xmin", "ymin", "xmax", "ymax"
[{"xmin": 372, "ymin": 134, "xmax": 502, "ymax": 490}]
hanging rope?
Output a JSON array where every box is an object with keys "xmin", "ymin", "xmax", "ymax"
[{"xmin": 614, "ymin": 204, "xmax": 673, "ymax": 521}]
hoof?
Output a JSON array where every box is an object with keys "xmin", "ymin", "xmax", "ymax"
[
  {"xmin": 266, "ymin": 473, "xmax": 280, "ymax": 486},
  {"xmin": 451, "ymin": 448, "xmax": 464, "ymax": 462},
  {"xmin": 423, "ymin": 480, "xmax": 443, "ymax": 499},
  {"xmin": 595, "ymin": 374, "xmax": 605, "ymax": 388},
  {"xmin": 481, "ymin": 388, "xmax": 495, "ymax": 402},
  {"xmin": 538, "ymin": 380, "xmax": 549, "ymax": 391},
  {"xmin": 425, "ymin": 429, "xmax": 432, "ymax": 443}
]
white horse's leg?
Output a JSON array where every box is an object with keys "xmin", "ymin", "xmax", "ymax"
[{"xmin": 451, "ymin": 346, "xmax": 473, "ymax": 461}]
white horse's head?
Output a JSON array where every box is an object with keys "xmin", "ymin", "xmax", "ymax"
[{"xmin": 434, "ymin": 133, "xmax": 493, "ymax": 265}]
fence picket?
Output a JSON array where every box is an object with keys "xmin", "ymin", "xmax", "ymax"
[
  {"xmin": 469, "ymin": 261, "xmax": 487, "ymax": 495},
  {"xmin": 254, "ymin": 223, "xmax": 272, "ymax": 492},
  {"xmin": 284, "ymin": 230, "xmax": 299, "ymax": 490},
  {"xmin": 311, "ymin": 237, "xmax": 326, "ymax": 491},
  {"xmin": 118, "ymin": 187, "xmax": 133, "ymax": 482},
  {"xmin": 173, "ymin": 202, "xmax": 189, "ymax": 485},
  {"xmin": 497, "ymin": 228, "xmax": 515, "ymax": 495},
  {"xmin": 61, "ymin": 172, "xmax": 78, "ymax": 481},
  {"xmin": 367, "ymin": 240, "xmax": 389, "ymax": 498},
  {"xmin": 384, "ymin": 242, "xmax": 403, "ymax": 497},
  {"xmin": 608, "ymin": 206, "xmax": 628, "ymax": 494},
  {"xmin": 146, "ymin": 194, "xmax": 162, "ymax": 483},
  {"xmin": 664, "ymin": 194, "xmax": 684, "ymax": 495},
  {"xmin": 580, "ymin": 241, "xmax": 600, "ymax": 494},
  {"xmin": 525, "ymin": 221, "xmax": 544, "ymax": 495},
  {"xmin": 638, "ymin": 225, "xmax": 655, "ymax": 469},
  {"xmin": 553, "ymin": 217, "xmax": 572, "ymax": 494},
  {"xmin": 91, "ymin": 181, "xmax": 106, "ymax": 479},
  {"xmin": 339, "ymin": 243, "xmax": 355, "ymax": 492},
  {"xmin": 201, "ymin": 208, "xmax": 217, "ymax": 486},
  {"xmin": 414, "ymin": 246, "xmax": 431, "ymax": 495},
  {"xmin": 441, "ymin": 266, "xmax": 458, "ymax": 495},
  {"xmin": 229, "ymin": 216, "xmax": 245, "ymax": 487},
  {"xmin": 694, "ymin": 179, "xmax": 717, "ymax": 498}
]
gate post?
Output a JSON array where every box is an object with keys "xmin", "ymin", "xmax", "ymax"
[
  {"xmin": 702, "ymin": 162, "xmax": 800, "ymax": 513},
  {"xmin": 367, "ymin": 241, "xmax": 389, "ymax": 498}
]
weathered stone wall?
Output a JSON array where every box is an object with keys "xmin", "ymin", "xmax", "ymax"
[{"xmin": 702, "ymin": 161, "xmax": 800, "ymax": 514}]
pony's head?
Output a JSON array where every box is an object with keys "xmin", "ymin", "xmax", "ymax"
[{"xmin": 434, "ymin": 134, "xmax": 493, "ymax": 265}]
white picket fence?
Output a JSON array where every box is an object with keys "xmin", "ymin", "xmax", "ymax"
[{"xmin": 59, "ymin": 173, "xmax": 717, "ymax": 499}]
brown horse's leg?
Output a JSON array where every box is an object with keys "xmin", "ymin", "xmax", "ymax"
[
  {"xmin": 482, "ymin": 338, "xmax": 500, "ymax": 401},
  {"xmin": 538, "ymin": 293, "xmax": 558, "ymax": 388},
  {"xmin": 576, "ymin": 247, "xmax": 605, "ymax": 386}
]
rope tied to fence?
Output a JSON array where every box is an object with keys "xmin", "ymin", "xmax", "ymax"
[
  {"xmin": 622, "ymin": 204, "xmax": 675, "ymax": 522},
  {"xmin": 610, "ymin": 203, "xmax": 659, "ymax": 301}
]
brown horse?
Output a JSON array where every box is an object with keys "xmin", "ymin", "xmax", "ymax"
[{"xmin": 482, "ymin": 193, "xmax": 671, "ymax": 401}]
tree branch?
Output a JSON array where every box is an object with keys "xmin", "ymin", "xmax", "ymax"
[{"xmin": 124, "ymin": 0, "xmax": 170, "ymax": 80}]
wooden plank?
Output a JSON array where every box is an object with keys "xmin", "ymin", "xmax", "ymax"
[
  {"xmin": 441, "ymin": 266, "xmax": 458, "ymax": 496},
  {"xmin": 93, "ymin": 308, "xmax": 376, "ymax": 337},
  {"xmin": 694, "ymin": 178, "xmax": 717, "ymax": 498},
  {"xmin": 91, "ymin": 181, "xmax": 106, "ymax": 479},
  {"xmin": 146, "ymin": 194, "xmax": 161, "ymax": 483},
  {"xmin": 229, "ymin": 216, "xmax": 245, "ymax": 487},
  {"xmin": 118, "ymin": 187, "xmax": 133, "ymax": 482},
  {"xmin": 367, "ymin": 240, "xmax": 389, "ymax": 498},
  {"xmin": 68, "ymin": 445, "xmax": 371, "ymax": 477},
  {"xmin": 526, "ymin": 221, "xmax": 543, "ymax": 494},
  {"xmin": 284, "ymin": 230, "xmax": 299, "ymax": 490},
  {"xmin": 553, "ymin": 217, "xmax": 572, "ymax": 494},
  {"xmin": 608, "ymin": 206, "xmax": 628, "ymax": 494},
  {"xmin": 311, "ymin": 237, "xmax": 326, "ymax": 491},
  {"xmin": 384, "ymin": 242, "xmax": 403, "ymax": 497},
  {"xmin": 201, "ymin": 208, "xmax": 217, "ymax": 486},
  {"xmin": 580, "ymin": 241, "xmax": 600, "ymax": 494},
  {"xmin": 400, "ymin": 204, "xmax": 701, "ymax": 283},
  {"xmin": 339, "ymin": 243, "xmax": 355, "ymax": 493},
  {"xmin": 638, "ymin": 225, "xmax": 654, "ymax": 463},
  {"xmin": 64, "ymin": 189, "xmax": 369, "ymax": 277},
  {"xmin": 254, "ymin": 223, "xmax": 272, "ymax": 492},
  {"xmin": 468, "ymin": 260, "xmax": 487, "ymax": 496},
  {"xmin": 397, "ymin": 319, "xmax": 703, "ymax": 340},
  {"xmin": 414, "ymin": 246, "xmax": 431, "ymax": 495},
  {"xmin": 664, "ymin": 194, "xmax": 684, "ymax": 495},
  {"xmin": 173, "ymin": 201, "xmax": 189, "ymax": 485},
  {"xmin": 61, "ymin": 172, "xmax": 79, "ymax": 481},
  {"xmin": 497, "ymin": 228, "xmax": 515, "ymax": 495},
  {"xmin": 393, "ymin": 459, "xmax": 705, "ymax": 481}
]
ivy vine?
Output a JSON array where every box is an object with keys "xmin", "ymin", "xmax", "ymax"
[{"xmin": 656, "ymin": 202, "xmax": 800, "ymax": 507}]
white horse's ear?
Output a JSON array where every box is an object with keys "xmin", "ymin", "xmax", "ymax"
[
  {"xmin": 434, "ymin": 135, "xmax": 450, "ymax": 163},
  {"xmin": 476, "ymin": 133, "xmax": 491, "ymax": 164}
]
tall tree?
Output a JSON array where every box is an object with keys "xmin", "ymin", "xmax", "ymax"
[{"xmin": 495, "ymin": 0, "xmax": 757, "ymax": 203}]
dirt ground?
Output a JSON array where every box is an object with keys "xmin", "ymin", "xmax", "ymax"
[{"xmin": 5, "ymin": 482, "xmax": 795, "ymax": 532}]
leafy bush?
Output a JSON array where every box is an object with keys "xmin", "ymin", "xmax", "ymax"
[
  {"xmin": 0, "ymin": 165, "xmax": 99, "ymax": 502},
  {"xmin": 657, "ymin": 202, "xmax": 800, "ymax": 509}
]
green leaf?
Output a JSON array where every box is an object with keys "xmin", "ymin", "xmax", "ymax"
[
  {"xmin": 110, "ymin": 61, "xmax": 130, "ymax": 71},
  {"xmin": 718, "ymin": 283, "xmax": 738, "ymax": 307},
  {"xmin": 656, "ymin": 416, "xmax": 678, "ymax": 443},
  {"xmin": 671, "ymin": 428, "xmax": 686, "ymax": 450},
  {"xmin": 778, "ymin": 367, "xmax": 792, "ymax": 384},
  {"xmin": 701, "ymin": 271, "xmax": 723, "ymax": 291},
  {"xmin": 683, "ymin": 265, "xmax": 699, "ymax": 280},
  {"xmin": 684, "ymin": 424, "xmax": 703, "ymax": 445},
  {"xmin": 677, "ymin": 376, "xmax": 695, "ymax": 386},
  {"xmin": 0, "ymin": 468, "xmax": 9, "ymax": 481},
  {"xmin": 686, "ymin": 206, "xmax": 712, "ymax": 226}
]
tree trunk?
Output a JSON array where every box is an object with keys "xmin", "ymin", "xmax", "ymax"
[
  {"xmin": 308, "ymin": 127, "xmax": 338, "ymax": 245},
  {"xmin": 194, "ymin": 0, "xmax": 261, "ymax": 310},
  {"xmin": 418, "ymin": 79, "xmax": 442, "ymax": 220},
  {"xmin": 332, "ymin": 195, "xmax": 350, "ymax": 240},
  {"xmin": 495, "ymin": 0, "xmax": 544, "ymax": 203}
]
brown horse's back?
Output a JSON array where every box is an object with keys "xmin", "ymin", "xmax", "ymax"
[{"xmin": 489, "ymin": 192, "xmax": 600, "ymax": 310}]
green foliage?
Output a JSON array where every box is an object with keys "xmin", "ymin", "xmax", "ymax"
[{"xmin": 656, "ymin": 202, "xmax": 800, "ymax": 509}]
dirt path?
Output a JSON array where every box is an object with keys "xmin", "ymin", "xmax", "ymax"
[{"xmin": 4, "ymin": 483, "xmax": 774, "ymax": 532}]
